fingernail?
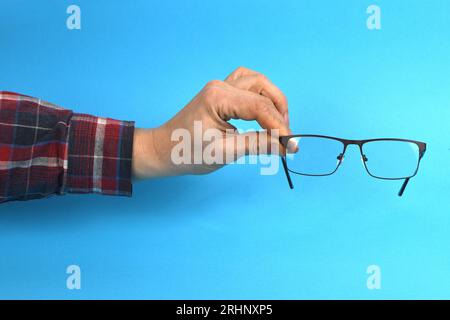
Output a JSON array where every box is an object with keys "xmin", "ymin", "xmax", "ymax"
[{"xmin": 287, "ymin": 139, "xmax": 298, "ymax": 153}]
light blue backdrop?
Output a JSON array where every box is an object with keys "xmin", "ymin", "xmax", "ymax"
[{"xmin": 1, "ymin": 0, "xmax": 449, "ymax": 299}]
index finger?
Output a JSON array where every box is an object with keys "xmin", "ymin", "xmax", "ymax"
[
  {"xmin": 225, "ymin": 67, "xmax": 289, "ymax": 125},
  {"xmin": 214, "ymin": 82, "xmax": 291, "ymax": 137},
  {"xmin": 226, "ymin": 74, "xmax": 289, "ymax": 123}
]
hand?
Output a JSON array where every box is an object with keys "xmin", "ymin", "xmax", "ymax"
[{"xmin": 132, "ymin": 67, "xmax": 293, "ymax": 179}]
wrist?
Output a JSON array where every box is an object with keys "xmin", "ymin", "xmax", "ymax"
[{"xmin": 132, "ymin": 127, "xmax": 169, "ymax": 179}]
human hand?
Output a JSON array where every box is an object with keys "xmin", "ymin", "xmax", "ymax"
[{"xmin": 132, "ymin": 67, "xmax": 294, "ymax": 179}]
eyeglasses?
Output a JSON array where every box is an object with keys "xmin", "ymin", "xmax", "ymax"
[{"xmin": 279, "ymin": 135, "xmax": 426, "ymax": 196}]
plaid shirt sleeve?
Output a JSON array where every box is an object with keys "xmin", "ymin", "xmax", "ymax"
[{"xmin": 0, "ymin": 91, "xmax": 135, "ymax": 204}]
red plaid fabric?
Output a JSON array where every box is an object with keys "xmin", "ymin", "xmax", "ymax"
[{"xmin": 0, "ymin": 91, "xmax": 135, "ymax": 203}]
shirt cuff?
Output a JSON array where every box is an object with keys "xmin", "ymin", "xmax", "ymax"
[{"xmin": 65, "ymin": 113, "xmax": 135, "ymax": 197}]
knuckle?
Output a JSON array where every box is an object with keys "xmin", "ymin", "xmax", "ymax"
[
  {"xmin": 257, "ymin": 73, "xmax": 268, "ymax": 82},
  {"xmin": 205, "ymin": 79, "xmax": 223, "ymax": 88},
  {"xmin": 201, "ymin": 83, "xmax": 224, "ymax": 104},
  {"xmin": 235, "ymin": 66, "xmax": 250, "ymax": 74}
]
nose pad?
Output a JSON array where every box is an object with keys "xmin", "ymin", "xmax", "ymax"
[
  {"xmin": 361, "ymin": 154, "xmax": 368, "ymax": 164},
  {"xmin": 336, "ymin": 153, "xmax": 344, "ymax": 165}
]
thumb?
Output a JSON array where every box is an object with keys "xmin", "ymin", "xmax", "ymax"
[{"xmin": 221, "ymin": 131, "xmax": 286, "ymax": 164}]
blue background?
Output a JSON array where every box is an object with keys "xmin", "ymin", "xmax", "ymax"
[{"xmin": 1, "ymin": 0, "xmax": 449, "ymax": 299}]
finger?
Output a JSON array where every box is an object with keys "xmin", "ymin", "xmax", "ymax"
[
  {"xmin": 221, "ymin": 131, "xmax": 298, "ymax": 163},
  {"xmin": 219, "ymin": 131, "xmax": 280, "ymax": 165},
  {"xmin": 237, "ymin": 131, "xmax": 282, "ymax": 156},
  {"xmin": 225, "ymin": 67, "xmax": 290, "ymax": 125},
  {"xmin": 225, "ymin": 74, "xmax": 289, "ymax": 124},
  {"xmin": 225, "ymin": 66, "xmax": 259, "ymax": 82},
  {"xmin": 214, "ymin": 83, "xmax": 289, "ymax": 136},
  {"xmin": 284, "ymin": 137, "xmax": 299, "ymax": 154}
]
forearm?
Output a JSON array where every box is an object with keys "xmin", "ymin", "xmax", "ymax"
[{"xmin": 0, "ymin": 91, "xmax": 134, "ymax": 203}]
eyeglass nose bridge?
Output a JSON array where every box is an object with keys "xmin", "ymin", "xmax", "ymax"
[
  {"xmin": 341, "ymin": 139, "xmax": 366, "ymax": 151},
  {"xmin": 338, "ymin": 141, "xmax": 368, "ymax": 164},
  {"xmin": 343, "ymin": 139, "xmax": 363, "ymax": 145},
  {"xmin": 336, "ymin": 150, "xmax": 368, "ymax": 162}
]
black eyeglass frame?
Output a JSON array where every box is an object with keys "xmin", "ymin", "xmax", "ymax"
[{"xmin": 279, "ymin": 134, "xmax": 426, "ymax": 197}]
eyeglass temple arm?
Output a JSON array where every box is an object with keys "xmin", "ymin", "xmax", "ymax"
[
  {"xmin": 398, "ymin": 147, "xmax": 426, "ymax": 197},
  {"xmin": 281, "ymin": 156, "xmax": 294, "ymax": 189},
  {"xmin": 398, "ymin": 178, "xmax": 410, "ymax": 197}
]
